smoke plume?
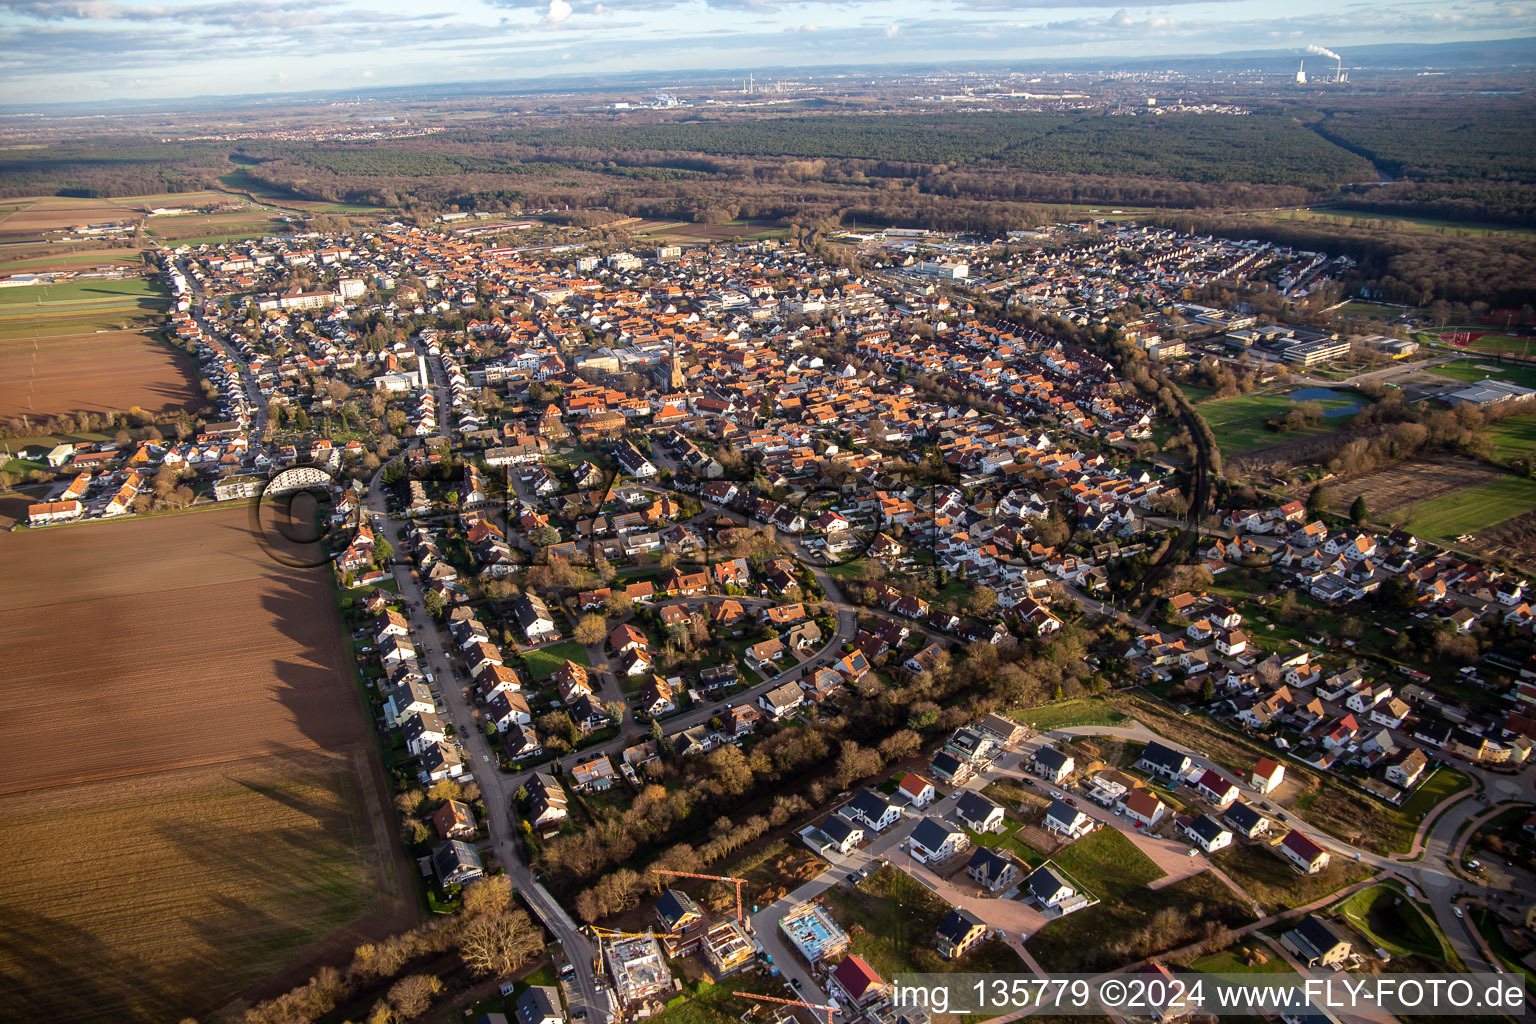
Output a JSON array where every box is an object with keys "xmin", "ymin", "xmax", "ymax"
[{"xmin": 1306, "ymin": 44, "xmax": 1342, "ymax": 62}]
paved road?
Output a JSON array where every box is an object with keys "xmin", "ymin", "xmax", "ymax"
[
  {"xmin": 173, "ymin": 253, "xmax": 266, "ymax": 436},
  {"xmin": 367, "ymin": 461, "xmax": 608, "ymax": 1020}
]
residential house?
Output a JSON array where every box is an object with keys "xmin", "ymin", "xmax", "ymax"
[
  {"xmin": 1121, "ymin": 788, "xmax": 1166, "ymax": 828},
  {"xmin": 1195, "ymin": 769, "xmax": 1239, "ymax": 808},
  {"xmin": 935, "ymin": 908, "xmax": 988, "ymax": 960},
  {"xmin": 908, "ymin": 816, "xmax": 970, "ymax": 863},
  {"xmin": 1183, "ymin": 814, "xmax": 1232, "ymax": 853},
  {"xmin": 758, "ymin": 681, "xmax": 805, "ymax": 720},
  {"xmin": 1281, "ymin": 914, "xmax": 1353, "ymax": 967},
  {"xmin": 1223, "ymin": 801, "xmax": 1270, "ymax": 840},
  {"xmin": 955, "ymin": 792, "xmax": 1006, "ymax": 833},
  {"xmin": 1044, "ymin": 799, "xmax": 1094, "ymax": 840},
  {"xmin": 1137, "ymin": 741, "xmax": 1191, "ymax": 780},
  {"xmin": 847, "ymin": 789, "xmax": 903, "ymax": 833},
  {"xmin": 1023, "ymin": 864, "xmax": 1077, "ymax": 909},
  {"xmin": 1251, "ymin": 757, "xmax": 1286, "ymax": 794},
  {"xmin": 432, "ymin": 839, "xmax": 485, "ymax": 886},
  {"xmin": 966, "ymin": 847, "xmax": 1019, "ymax": 893},
  {"xmin": 1031, "ymin": 747, "xmax": 1074, "ymax": 785},
  {"xmin": 818, "ymin": 815, "xmax": 865, "ymax": 855},
  {"xmin": 1386, "ymin": 748, "xmax": 1429, "ymax": 789},
  {"xmin": 829, "ymin": 956, "xmax": 886, "ymax": 1009},
  {"xmin": 897, "ymin": 772, "xmax": 936, "ymax": 808},
  {"xmin": 1279, "ymin": 830, "xmax": 1331, "ymax": 874},
  {"xmin": 433, "ymin": 800, "xmax": 477, "ymax": 840}
]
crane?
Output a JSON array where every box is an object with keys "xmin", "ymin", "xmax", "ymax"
[
  {"xmin": 650, "ymin": 868, "xmax": 751, "ymax": 925},
  {"xmin": 734, "ymin": 991, "xmax": 838, "ymax": 1024}
]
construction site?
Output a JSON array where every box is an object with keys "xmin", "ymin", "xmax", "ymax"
[
  {"xmin": 605, "ymin": 933, "xmax": 674, "ymax": 1006},
  {"xmin": 778, "ymin": 900, "xmax": 850, "ymax": 966},
  {"xmin": 701, "ymin": 921, "xmax": 756, "ymax": 977}
]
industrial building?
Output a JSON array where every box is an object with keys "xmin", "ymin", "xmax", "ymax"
[
  {"xmin": 779, "ymin": 900, "xmax": 850, "ymax": 965},
  {"xmin": 1444, "ymin": 378, "xmax": 1536, "ymax": 408}
]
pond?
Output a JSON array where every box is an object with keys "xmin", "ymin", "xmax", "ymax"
[{"xmin": 1283, "ymin": 387, "xmax": 1361, "ymax": 416}]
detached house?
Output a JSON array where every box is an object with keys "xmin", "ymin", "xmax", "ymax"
[
  {"xmin": 1251, "ymin": 757, "xmax": 1286, "ymax": 795},
  {"xmin": 966, "ymin": 847, "xmax": 1019, "ymax": 893},
  {"xmin": 1195, "ymin": 769, "xmax": 1239, "ymax": 808},
  {"xmin": 908, "ymin": 817, "xmax": 969, "ymax": 864},
  {"xmin": 847, "ymin": 789, "xmax": 903, "ymax": 833},
  {"xmin": 1183, "ymin": 813, "xmax": 1232, "ymax": 853},
  {"xmin": 935, "ymin": 908, "xmax": 988, "ymax": 960},
  {"xmin": 1031, "ymin": 746, "xmax": 1074, "ymax": 785},
  {"xmin": 1279, "ymin": 829, "xmax": 1331, "ymax": 874},
  {"xmin": 1137, "ymin": 741, "xmax": 1191, "ymax": 780},
  {"xmin": 1044, "ymin": 799, "xmax": 1094, "ymax": 840},
  {"xmin": 955, "ymin": 792, "xmax": 1006, "ymax": 834}
]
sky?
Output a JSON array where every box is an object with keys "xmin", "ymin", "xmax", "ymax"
[{"xmin": 0, "ymin": 0, "xmax": 1531, "ymax": 105}]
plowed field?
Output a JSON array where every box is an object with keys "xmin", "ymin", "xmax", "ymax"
[
  {"xmin": 0, "ymin": 506, "xmax": 416, "ymax": 1022},
  {"xmin": 0, "ymin": 329, "xmax": 199, "ymax": 420}
]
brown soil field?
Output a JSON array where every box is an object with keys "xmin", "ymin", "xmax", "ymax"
[
  {"xmin": 0, "ymin": 330, "xmax": 200, "ymax": 419},
  {"xmin": 0, "ymin": 198, "xmax": 140, "ymax": 234},
  {"xmin": 0, "ymin": 507, "xmax": 417, "ymax": 1022},
  {"xmin": 1461, "ymin": 507, "xmax": 1536, "ymax": 573},
  {"xmin": 1328, "ymin": 454, "xmax": 1505, "ymax": 515},
  {"xmin": 0, "ymin": 248, "xmax": 144, "ymax": 275}
]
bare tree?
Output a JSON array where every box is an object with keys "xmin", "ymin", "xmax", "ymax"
[{"xmin": 458, "ymin": 910, "xmax": 543, "ymax": 977}]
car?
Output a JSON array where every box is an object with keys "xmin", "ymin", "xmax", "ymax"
[
  {"xmin": 791, "ymin": 978, "xmax": 802, "ymax": 989},
  {"xmin": 1454, "ymin": 907, "xmax": 1464, "ymax": 919},
  {"xmin": 1277, "ymin": 812, "xmax": 1288, "ymax": 822},
  {"xmin": 1064, "ymin": 797, "xmax": 1078, "ymax": 808},
  {"xmin": 846, "ymin": 873, "xmax": 857, "ymax": 882},
  {"xmin": 1466, "ymin": 859, "xmax": 1481, "ymax": 870},
  {"xmin": 560, "ymin": 963, "xmax": 576, "ymax": 978}
]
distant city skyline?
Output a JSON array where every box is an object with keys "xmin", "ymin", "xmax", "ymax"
[{"xmin": 0, "ymin": 0, "xmax": 1532, "ymax": 105}]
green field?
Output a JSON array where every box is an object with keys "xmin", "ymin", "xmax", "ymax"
[
  {"xmin": 0, "ymin": 276, "xmax": 163, "ymax": 309},
  {"xmin": 1189, "ymin": 945, "xmax": 1297, "ymax": 974},
  {"xmin": 1333, "ymin": 300, "xmax": 1413, "ymax": 320},
  {"xmin": 1400, "ymin": 476, "xmax": 1536, "ymax": 539},
  {"xmin": 1267, "ymin": 207, "xmax": 1536, "ymax": 239},
  {"xmin": 1048, "ymin": 826, "xmax": 1165, "ymax": 901},
  {"xmin": 1429, "ymin": 358, "xmax": 1536, "ymax": 391},
  {"xmin": 1196, "ymin": 392, "xmax": 1362, "ymax": 453},
  {"xmin": 1014, "ymin": 698, "xmax": 1128, "ymax": 730},
  {"xmin": 1337, "ymin": 883, "xmax": 1449, "ymax": 961},
  {"xmin": 521, "ymin": 640, "xmax": 591, "ymax": 680}
]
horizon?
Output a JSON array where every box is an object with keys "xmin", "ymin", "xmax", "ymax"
[{"xmin": 1, "ymin": 0, "xmax": 1534, "ymax": 107}]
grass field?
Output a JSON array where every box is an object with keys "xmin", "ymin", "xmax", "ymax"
[
  {"xmin": 1333, "ymin": 300, "xmax": 1413, "ymax": 320},
  {"xmin": 0, "ymin": 249, "xmax": 145, "ymax": 275},
  {"xmin": 0, "ymin": 506, "xmax": 414, "ymax": 1022},
  {"xmin": 1025, "ymin": 870, "xmax": 1254, "ymax": 973},
  {"xmin": 1429, "ymin": 358, "xmax": 1536, "ymax": 391},
  {"xmin": 1210, "ymin": 842, "xmax": 1372, "ymax": 914},
  {"xmin": 522, "ymin": 640, "xmax": 592, "ymax": 680},
  {"xmin": 1048, "ymin": 827, "xmax": 1164, "ymax": 901},
  {"xmin": 1189, "ymin": 944, "xmax": 1296, "ymax": 974},
  {"xmin": 1399, "ymin": 475, "xmax": 1536, "ymax": 539},
  {"xmin": 1336, "ymin": 883, "xmax": 1448, "ymax": 962},
  {"xmin": 1265, "ymin": 207, "xmax": 1536, "ymax": 240},
  {"xmin": 1014, "ymin": 698, "xmax": 1129, "ymax": 731},
  {"xmin": 1197, "ymin": 392, "xmax": 1361, "ymax": 453},
  {"xmin": 0, "ymin": 276, "xmax": 164, "ymax": 309}
]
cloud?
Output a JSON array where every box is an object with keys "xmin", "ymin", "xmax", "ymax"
[
  {"xmin": 543, "ymin": 0, "xmax": 572, "ymax": 23},
  {"xmin": 885, "ymin": 22, "xmax": 900, "ymax": 37}
]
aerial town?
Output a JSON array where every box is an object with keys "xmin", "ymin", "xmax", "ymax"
[
  {"xmin": 7, "ymin": 207, "xmax": 1534, "ymax": 1024},
  {"xmin": 3, "ymin": 10, "xmax": 1535, "ymax": 1022}
]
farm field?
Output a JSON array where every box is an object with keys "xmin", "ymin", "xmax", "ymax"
[
  {"xmin": 1398, "ymin": 474, "xmax": 1536, "ymax": 540},
  {"xmin": 1196, "ymin": 391, "xmax": 1362, "ymax": 453},
  {"xmin": 0, "ymin": 328, "xmax": 200, "ymax": 420},
  {"xmin": 631, "ymin": 218, "xmax": 787, "ymax": 243},
  {"xmin": 0, "ymin": 248, "xmax": 145, "ymax": 275},
  {"xmin": 145, "ymin": 209, "xmax": 289, "ymax": 244},
  {"xmin": 0, "ymin": 506, "xmax": 414, "ymax": 1023},
  {"xmin": 0, "ymin": 196, "xmax": 138, "ymax": 235},
  {"xmin": 1484, "ymin": 415, "xmax": 1536, "ymax": 462},
  {"xmin": 1331, "ymin": 454, "xmax": 1506, "ymax": 520}
]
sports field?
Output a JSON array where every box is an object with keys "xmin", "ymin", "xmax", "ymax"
[
  {"xmin": 0, "ymin": 507, "xmax": 416, "ymax": 1022},
  {"xmin": 1430, "ymin": 359, "xmax": 1536, "ymax": 390}
]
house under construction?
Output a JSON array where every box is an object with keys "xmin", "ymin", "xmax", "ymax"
[
  {"xmin": 701, "ymin": 920, "xmax": 755, "ymax": 977},
  {"xmin": 606, "ymin": 933, "xmax": 673, "ymax": 1005},
  {"xmin": 778, "ymin": 900, "xmax": 850, "ymax": 965}
]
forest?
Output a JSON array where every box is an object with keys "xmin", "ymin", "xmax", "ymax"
[{"xmin": 0, "ymin": 139, "xmax": 230, "ymax": 198}]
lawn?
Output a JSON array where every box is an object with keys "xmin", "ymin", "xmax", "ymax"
[
  {"xmin": 822, "ymin": 867, "xmax": 1023, "ymax": 977},
  {"xmin": 1196, "ymin": 392, "xmax": 1362, "ymax": 453},
  {"xmin": 1393, "ymin": 768, "xmax": 1473, "ymax": 842},
  {"xmin": 1210, "ymin": 842, "xmax": 1373, "ymax": 914},
  {"xmin": 1333, "ymin": 300, "xmax": 1412, "ymax": 321},
  {"xmin": 1178, "ymin": 383, "xmax": 1216, "ymax": 403},
  {"xmin": 1484, "ymin": 414, "xmax": 1536, "ymax": 462},
  {"xmin": 1025, "ymin": 871, "xmax": 1254, "ymax": 973},
  {"xmin": 1336, "ymin": 883, "xmax": 1448, "ymax": 962},
  {"xmin": 521, "ymin": 640, "xmax": 591, "ymax": 680},
  {"xmin": 966, "ymin": 815, "xmax": 1047, "ymax": 868},
  {"xmin": 1014, "ymin": 698, "xmax": 1128, "ymax": 731},
  {"xmin": 1468, "ymin": 906, "xmax": 1536, "ymax": 988},
  {"xmin": 1048, "ymin": 827, "xmax": 1165, "ymax": 901},
  {"xmin": 1399, "ymin": 475, "xmax": 1536, "ymax": 539},
  {"xmin": 1189, "ymin": 944, "xmax": 1296, "ymax": 974},
  {"xmin": 1429, "ymin": 358, "xmax": 1536, "ymax": 391}
]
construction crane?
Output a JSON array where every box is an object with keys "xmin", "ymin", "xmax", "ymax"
[
  {"xmin": 650, "ymin": 868, "xmax": 751, "ymax": 925},
  {"xmin": 585, "ymin": 926, "xmax": 657, "ymax": 979},
  {"xmin": 734, "ymin": 991, "xmax": 838, "ymax": 1024}
]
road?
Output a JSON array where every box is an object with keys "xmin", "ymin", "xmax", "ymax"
[
  {"xmin": 172, "ymin": 251, "xmax": 267, "ymax": 436},
  {"xmin": 367, "ymin": 460, "xmax": 608, "ymax": 1021}
]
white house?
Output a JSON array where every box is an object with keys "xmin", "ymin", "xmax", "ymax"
[
  {"xmin": 1183, "ymin": 814, "xmax": 1232, "ymax": 853},
  {"xmin": 1044, "ymin": 799, "xmax": 1094, "ymax": 840}
]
